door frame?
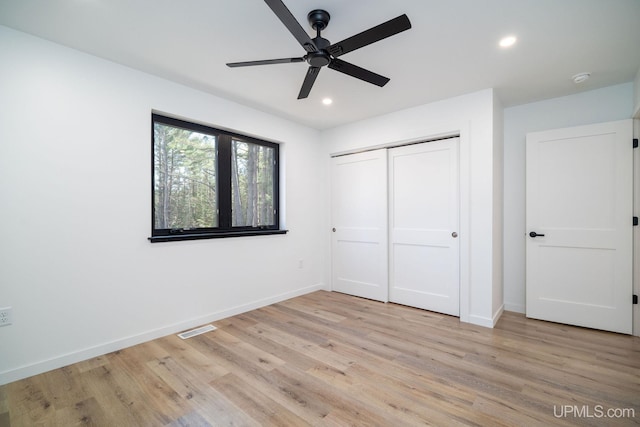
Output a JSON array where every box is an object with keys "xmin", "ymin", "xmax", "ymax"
[
  {"xmin": 634, "ymin": 118, "xmax": 640, "ymax": 337},
  {"xmin": 329, "ymin": 122, "xmax": 472, "ymax": 325}
]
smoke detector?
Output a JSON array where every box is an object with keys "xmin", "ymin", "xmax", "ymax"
[{"xmin": 572, "ymin": 72, "xmax": 591, "ymax": 84}]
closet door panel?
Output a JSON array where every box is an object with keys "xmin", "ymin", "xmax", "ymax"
[
  {"xmin": 389, "ymin": 139, "xmax": 460, "ymax": 316},
  {"xmin": 331, "ymin": 149, "xmax": 388, "ymax": 302}
]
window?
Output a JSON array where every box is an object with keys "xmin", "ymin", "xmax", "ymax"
[{"xmin": 150, "ymin": 114, "xmax": 283, "ymax": 242}]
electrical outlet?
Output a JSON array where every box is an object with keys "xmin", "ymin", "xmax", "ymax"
[{"xmin": 0, "ymin": 307, "xmax": 12, "ymax": 326}]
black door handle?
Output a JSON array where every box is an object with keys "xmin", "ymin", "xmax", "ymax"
[{"xmin": 529, "ymin": 231, "xmax": 545, "ymax": 238}]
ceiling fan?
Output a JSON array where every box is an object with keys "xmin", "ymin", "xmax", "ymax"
[{"xmin": 226, "ymin": 0, "xmax": 412, "ymax": 99}]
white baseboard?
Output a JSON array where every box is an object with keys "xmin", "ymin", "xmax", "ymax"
[
  {"xmin": 0, "ymin": 283, "xmax": 324, "ymax": 386},
  {"xmin": 467, "ymin": 314, "xmax": 494, "ymax": 328},
  {"xmin": 492, "ymin": 304, "xmax": 505, "ymax": 326},
  {"xmin": 467, "ymin": 304, "xmax": 505, "ymax": 328}
]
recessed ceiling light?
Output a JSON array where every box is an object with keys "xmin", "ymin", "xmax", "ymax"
[
  {"xmin": 322, "ymin": 98, "xmax": 333, "ymax": 105},
  {"xmin": 571, "ymin": 72, "xmax": 591, "ymax": 84},
  {"xmin": 499, "ymin": 35, "xmax": 517, "ymax": 48}
]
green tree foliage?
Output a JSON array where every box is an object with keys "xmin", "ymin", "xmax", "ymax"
[
  {"xmin": 232, "ymin": 140, "xmax": 275, "ymax": 227},
  {"xmin": 154, "ymin": 124, "xmax": 275, "ymax": 230},
  {"xmin": 154, "ymin": 124, "xmax": 217, "ymax": 229}
]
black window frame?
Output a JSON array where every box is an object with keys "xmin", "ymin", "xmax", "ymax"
[{"xmin": 149, "ymin": 113, "xmax": 285, "ymax": 243}]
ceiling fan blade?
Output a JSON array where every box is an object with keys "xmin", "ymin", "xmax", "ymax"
[
  {"xmin": 297, "ymin": 66, "xmax": 321, "ymax": 99},
  {"xmin": 328, "ymin": 14, "xmax": 411, "ymax": 58},
  {"xmin": 328, "ymin": 58, "xmax": 389, "ymax": 87},
  {"xmin": 264, "ymin": 0, "xmax": 317, "ymax": 53},
  {"xmin": 226, "ymin": 57, "xmax": 305, "ymax": 67}
]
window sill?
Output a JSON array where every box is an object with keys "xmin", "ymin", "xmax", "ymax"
[{"xmin": 148, "ymin": 229, "xmax": 288, "ymax": 243}]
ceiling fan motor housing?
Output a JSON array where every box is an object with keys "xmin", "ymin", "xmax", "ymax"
[
  {"xmin": 307, "ymin": 36, "xmax": 331, "ymax": 66},
  {"xmin": 308, "ymin": 9, "xmax": 330, "ymax": 31}
]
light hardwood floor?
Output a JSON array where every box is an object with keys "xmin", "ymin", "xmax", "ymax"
[{"xmin": 1, "ymin": 290, "xmax": 639, "ymax": 426}]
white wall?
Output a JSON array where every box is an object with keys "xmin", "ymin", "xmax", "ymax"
[
  {"xmin": 503, "ymin": 83, "xmax": 635, "ymax": 313},
  {"xmin": 492, "ymin": 95, "xmax": 504, "ymax": 319},
  {"xmin": 321, "ymin": 89, "xmax": 503, "ymax": 327},
  {"xmin": 0, "ymin": 26, "xmax": 326, "ymax": 385},
  {"xmin": 634, "ymin": 68, "xmax": 640, "ymax": 117}
]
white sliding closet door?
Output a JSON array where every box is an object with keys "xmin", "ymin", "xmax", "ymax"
[
  {"xmin": 331, "ymin": 149, "xmax": 388, "ymax": 302},
  {"xmin": 388, "ymin": 139, "xmax": 460, "ymax": 316}
]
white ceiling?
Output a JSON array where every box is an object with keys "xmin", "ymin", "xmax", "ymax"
[{"xmin": 1, "ymin": 0, "xmax": 639, "ymax": 129}]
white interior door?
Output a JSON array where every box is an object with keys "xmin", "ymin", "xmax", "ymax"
[
  {"xmin": 331, "ymin": 149, "xmax": 388, "ymax": 302},
  {"xmin": 526, "ymin": 120, "xmax": 633, "ymax": 334},
  {"xmin": 388, "ymin": 139, "xmax": 460, "ymax": 316}
]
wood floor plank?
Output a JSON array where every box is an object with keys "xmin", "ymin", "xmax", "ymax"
[
  {"xmin": 210, "ymin": 372, "xmax": 309, "ymax": 427},
  {"xmin": 143, "ymin": 345, "xmax": 260, "ymax": 426},
  {"xmin": 263, "ymin": 303, "xmax": 402, "ymax": 359},
  {"xmin": 265, "ymin": 364, "xmax": 397, "ymax": 427},
  {"xmin": 53, "ymin": 397, "xmax": 111, "ymax": 427},
  {"xmin": 5, "ymin": 374, "xmax": 56, "ymax": 426},
  {"xmin": 0, "ymin": 386, "xmax": 8, "ymax": 427},
  {"xmin": 244, "ymin": 306, "xmax": 338, "ymax": 346},
  {"xmin": 165, "ymin": 410, "xmax": 212, "ymax": 427},
  {"xmin": 178, "ymin": 332, "xmax": 341, "ymax": 422},
  {"xmin": 219, "ymin": 322, "xmax": 322, "ymax": 372},
  {"xmin": 245, "ymin": 323, "xmax": 355, "ymax": 372},
  {"xmin": 154, "ymin": 335, "xmax": 230, "ymax": 384},
  {"xmin": 2, "ymin": 290, "xmax": 639, "ymax": 426},
  {"xmin": 77, "ymin": 365, "xmax": 147, "ymax": 426},
  {"xmin": 312, "ymin": 359, "xmax": 481, "ymax": 427}
]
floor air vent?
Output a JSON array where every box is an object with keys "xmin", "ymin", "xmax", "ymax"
[{"xmin": 177, "ymin": 324, "xmax": 217, "ymax": 339}]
